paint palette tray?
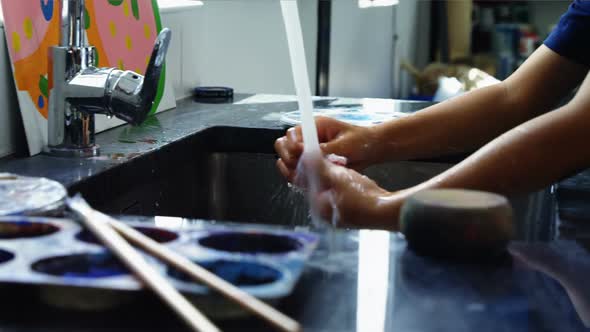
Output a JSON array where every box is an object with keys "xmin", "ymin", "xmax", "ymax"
[{"xmin": 0, "ymin": 216, "xmax": 318, "ymax": 317}]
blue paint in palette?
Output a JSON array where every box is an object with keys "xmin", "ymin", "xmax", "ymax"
[
  {"xmin": 0, "ymin": 248, "xmax": 14, "ymax": 265},
  {"xmin": 32, "ymin": 253, "xmax": 128, "ymax": 278},
  {"xmin": 169, "ymin": 259, "xmax": 282, "ymax": 286}
]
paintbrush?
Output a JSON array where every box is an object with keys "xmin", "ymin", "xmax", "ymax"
[
  {"xmin": 68, "ymin": 196, "xmax": 302, "ymax": 332},
  {"xmin": 67, "ymin": 195, "xmax": 220, "ymax": 332}
]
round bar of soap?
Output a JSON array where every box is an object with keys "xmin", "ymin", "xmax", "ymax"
[{"xmin": 400, "ymin": 189, "xmax": 514, "ymax": 260}]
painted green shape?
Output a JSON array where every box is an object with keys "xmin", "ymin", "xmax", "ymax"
[
  {"xmin": 149, "ymin": 0, "xmax": 165, "ymax": 116},
  {"xmin": 84, "ymin": 6, "xmax": 90, "ymax": 30},
  {"xmin": 131, "ymin": 0, "xmax": 140, "ymax": 20},
  {"xmin": 39, "ymin": 76, "xmax": 48, "ymax": 98},
  {"xmin": 93, "ymin": 49, "xmax": 100, "ymax": 66},
  {"xmin": 108, "ymin": 0, "xmax": 124, "ymax": 6}
]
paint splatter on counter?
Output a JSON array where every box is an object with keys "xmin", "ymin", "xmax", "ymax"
[{"xmin": 138, "ymin": 138, "xmax": 158, "ymax": 144}]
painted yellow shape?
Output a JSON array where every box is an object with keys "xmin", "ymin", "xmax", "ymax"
[
  {"xmin": 145, "ymin": 55, "xmax": 150, "ymax": 66},
  {"xmin": 123, "ymin": 1, "xmax": 130, "ymax": 17},
  {"xmin": 144, "ymin": 24, "xmax": 151, "ymax": 40},
  {"xmin": 12, "ymin": 32, "xmax": 21, "ymax": 52},
  {"xmin": 23, "ymin": 18, "xmax": 33, "ymax": 40},
  {"xmin": 118, "ymin": 59, "xmax": 124, "ymax": 70},
  {"xmin": 125, "ymin": 35, "xmax": 133, "ymax": 50},
  {"xmin": 109, "ymin": 21, "xmax": 117, "ymax": 37}
]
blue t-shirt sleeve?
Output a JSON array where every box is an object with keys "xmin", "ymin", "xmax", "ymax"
[{"xmin": 544, "ymin": 0, "xmax": 590, "ymax": 67}]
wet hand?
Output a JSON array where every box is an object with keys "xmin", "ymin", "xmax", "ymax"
[
  {"xmin": 297, "ymin": 155, "xmax": 403, "ymax": 230},
  {"xmin": 275, "ymin": 116, "xmax": 379, "ymax": 183}
]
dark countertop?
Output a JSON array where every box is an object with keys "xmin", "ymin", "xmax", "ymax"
[
  {"xmin": 1, "ymin": 217, "xmax": 590, "ymax": 332},
  {"xmin": 0, "ymin": 94, "xmax": 300, "ymax": 187},
  {"xmin": 1, "ymin": 94, "xmax": 590, "ymax": 331},
  {"xmin": 0, "ymin": 94, "xmax": 433, "ymax": 188}
]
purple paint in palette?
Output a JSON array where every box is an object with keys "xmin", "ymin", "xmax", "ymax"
[
  {"xmin": 0, "ymin": 220, "xmax": 60, "ymax": 239},
  {"xmin": 0, "ymin": 216, "xmax": 319, "ymax": 315},
  {"xmin": 32, "ymin": 253, "xmax": 129, "ymax": 279},
  {"xmin": 197, "ymin": 232, "xmax": 303, "ymax": 255},
  {"xmin": 76, "ymin": 226, "xmax": 178, "ymax": 245}
]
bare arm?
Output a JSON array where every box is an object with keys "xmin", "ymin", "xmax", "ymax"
[
  {"xmin": 407, "ymin": 71, "xmax": 590, "ymax": 195},
  {"xmin": 305, "ymin": 48, "xmax": 590, "ymax": 230},
  {"xmin": 370, "ymin": 46, "xmax": 588, "ymax": 163},
  {"xmin": 314, "ymin": 71, "xmax": 590, "ymax": 230}
]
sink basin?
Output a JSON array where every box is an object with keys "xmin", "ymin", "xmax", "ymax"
[
  {"xmin": 72, "ymin": 126, "xmax": 555, "ymax": 241},
  {"xmin": 199, "ymin": 153, "xmax": 554, "ymax": 239}
]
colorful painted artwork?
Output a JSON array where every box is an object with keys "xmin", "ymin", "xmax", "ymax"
[{"xmin": 0, "ymin": 0, "xmax": 176, "ymax": 155}]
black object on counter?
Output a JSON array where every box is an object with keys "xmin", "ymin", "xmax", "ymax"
[
  {"xmin": 192, "ymin": 86, "xmax": 234, "ymax": 103},
  {"xmin": 400, "ymin": 189, "xmax": 514, "ymax": 262}
]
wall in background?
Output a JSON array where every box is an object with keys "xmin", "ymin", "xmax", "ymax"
[
  {"xmin": 170, "ymin": 0, "xmax": 318, "ymax": 99},
  {"xmin": 529, "ymin": 0, "xmax": 569, "ymax": 38},
  {"xmin": 329, "ymin": 1, "xmax": 395, "ymax": 98}
]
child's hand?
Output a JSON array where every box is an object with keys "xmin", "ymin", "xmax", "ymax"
[
  {"xmin": 297, "ymin": 155, "xmax": 402, "ymax": 230},
  {"xmin": 275, "ymin": 116, "xmax": 380, "ymax": 182}
]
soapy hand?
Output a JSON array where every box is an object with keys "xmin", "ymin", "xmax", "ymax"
[
  {"xmin": 275, "ymin": 117, "xmax": 379, "ymax": 183},
  {"xmin": 296, "ymin": 154, "xmax": 403, "ymax": 230}
]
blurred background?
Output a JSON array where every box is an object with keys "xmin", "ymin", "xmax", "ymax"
[
  {"xmin": 0, "ymin": 0, "xmax": 573, "ymax": 157},
  {"xmin": 140, "ymin": 0, "xmax": 571, "ymax": 102},
  {"xmin": 320, "ymin": 0, "xmax": 571, "ymax": 101}
]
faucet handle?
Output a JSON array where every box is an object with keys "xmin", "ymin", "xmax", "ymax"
[
  {"xmin": 144, "ymin": 28, "xmax": 172, "ymax": 98},
  {"xmin": 108, "ymin": 28, "xmax": 172, "ymax": 125}
]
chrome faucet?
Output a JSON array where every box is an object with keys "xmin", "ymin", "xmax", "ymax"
[{"xmin": 45, "ymin": 0, "xmax": 172, "ymax": 157}]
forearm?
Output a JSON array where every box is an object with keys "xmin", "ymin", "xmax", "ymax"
[
  {"xmin": 368, "ymin": 46, "xmax": 587, "ymax": 165},
  {"xmin": 371, "ymin": 82, "xmax": 521, "ymax": 163},
  {"xmin": 409, "ymin": 103, "xmax": 590, "ymax": 196}
]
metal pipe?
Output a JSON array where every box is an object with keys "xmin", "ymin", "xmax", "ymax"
[
  {"xmin": 60, "ymin": 0, "xmax": 86, "ymax": 47},
  {"xmin": 315, "ymin": 0, "xmax": 331, "ymax": 96}
]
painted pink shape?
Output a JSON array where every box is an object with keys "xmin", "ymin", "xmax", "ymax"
[
  {"xmin": 92, "ymin": 0, "xmax": 157, "ymax": 74},
  {"xmin": 1, "ymin": 0, "xmax": 51, "ymax": 61}
]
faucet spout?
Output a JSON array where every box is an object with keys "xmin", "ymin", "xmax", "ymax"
[
  {"xmin": 45, "ymin": 0, "xmax": 172, "ymax": 158},
  {"xmin": 60, "ymin": 0, "xmax": 86, "ymax": 47}
]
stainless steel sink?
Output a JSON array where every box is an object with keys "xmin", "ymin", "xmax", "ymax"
[
  {"xmin": 198, "ymin": 152, "xmax": 554, "ymax": 240},
  {"xmin": 79, "ymin": 126, "xmax": 554, "ymax": 241}
]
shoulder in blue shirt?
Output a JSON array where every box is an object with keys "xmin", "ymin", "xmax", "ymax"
[{"xmin": 544, "ymin": 0, "xmax": 590, "ymax": 67}]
